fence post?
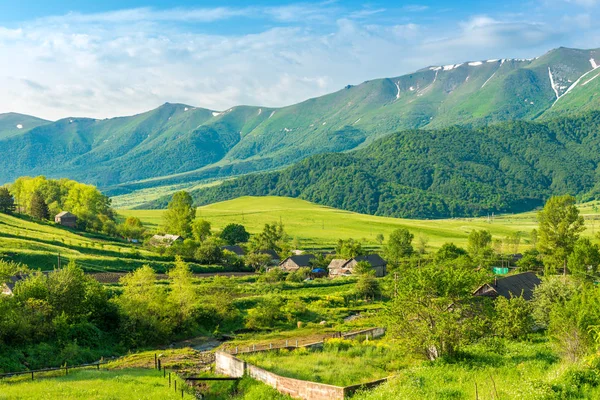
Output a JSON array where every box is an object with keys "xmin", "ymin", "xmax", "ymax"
[
  {"xmin": 182, "ymin": 388, "xmax": 184, "ymax": 398},
  {"xmin": 175, "ymin": 380, "xmax": 177, "ymax": 391},
  {"xmin": 31, "ymin": 371, "xmax": 34, "ymax": 381},
  {"xmin": 164, "ymin": 368, "xmax": 166, "ymax": 378},
  {"xmin": 235, "ymin": 347, "xmax": 238, "ymax": 354},
  {"xmin": 97, "ymin": 362, "xmax": 100, "ymax": 370},
  {"xmin": 253, "ymin": 344, "xmax": 256, "ymax": 351},
  {"xmin": 270, "ymin": 343, "xmax": 272, "ymax": 349},
  {"xmin": 158, "ymin": 359, "xmax": 161, "ymax": 371},
  {"xmin": 154, "ymin": 353, "xmax": 157, "ymax": 370},
  {"xmin": 169, "ymin": 372, "xmax": 171, "ymax": 387},
  {"xmin": 65, "ymin": 364, "xmax": 68, "ymax": 376}
]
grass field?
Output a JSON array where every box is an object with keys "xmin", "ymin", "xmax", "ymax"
[
  {"xmin": 120, "ymin": 196, "xmax": 600, "ymax": 250},
  {"xmin": 0, "ymin": 213, "xmax": 225, "ymax": 273},
  {"xmin": 0, "ymin": 368, "xmax": 195, "ymax": 399}
]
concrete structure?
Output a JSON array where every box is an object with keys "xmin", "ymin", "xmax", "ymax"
[{"xmin": 54, "ymin": 211, "xmax": 77, "ymax": 228}]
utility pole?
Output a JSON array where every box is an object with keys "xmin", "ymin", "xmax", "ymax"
[{"xmin": 57, "ymin": 253, "xmax": 61, "ymax": 269}]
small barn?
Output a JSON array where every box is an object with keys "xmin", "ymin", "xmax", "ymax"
[
  {"xmin": 150, "ymin": 234, "xmax": 184, "ymax": 247},
  {"xmin": 328, "ymin": 254, "xmax": 387, "ymax": 278},
  {"xmin": 55, "ymin": 211, "xmax": 77, "ymax": 228},
  {"xmin": 222, "ymin": 245, "xmax": 246, "ymax": 257},
  {"xmin": 279, "ymin": 254, "xmax": 316, "ymax": 272},
  {"xmin": 473, "ymin": 272, "xmax": 541, "ymax": 301}
]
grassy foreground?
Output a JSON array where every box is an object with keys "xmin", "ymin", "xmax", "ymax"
[
  {"xmin": 0, "ymin": 368, "xmax": 194, "ymax": 400},
  {"xmin": 121, "ymin": 196, "xmax": 600, "ymax": 250}
]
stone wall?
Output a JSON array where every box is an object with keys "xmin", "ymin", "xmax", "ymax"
[
  {"xmin": 247, "ymin": 364, "xmax": 345, "ymax": 400},
  {"xmin": 215, "ymin": 351, "xmax": 245, "ymax": 377}
]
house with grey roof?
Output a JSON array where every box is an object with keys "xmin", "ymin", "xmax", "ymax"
[
  {"xmin": 473, "ymin": 272, "xmax": 541, "ymax": 301},
  {"xmin": 328, "ymin": 254, "xmax": 387, "ymax": 278}
]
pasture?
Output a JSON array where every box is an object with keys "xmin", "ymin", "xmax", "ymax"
[{"xmin": 120, "ymin": 196, "xmax": 600, "ymax": 250}]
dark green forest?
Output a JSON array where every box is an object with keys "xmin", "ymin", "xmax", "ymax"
[{"xmin": 152, "ymin": 112, "xmax": 600, "ymax": 218}]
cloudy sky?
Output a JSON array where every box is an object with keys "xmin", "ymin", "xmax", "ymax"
[{"xmin": 1, "ymin": 0, "xmax": 598, "ymax": 120}]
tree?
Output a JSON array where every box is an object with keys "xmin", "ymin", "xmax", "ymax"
[
  {"xmin": 417, "ymin": 235, "xmax": 429, "ymax": 255},
  {"xmin": 192, "ymin": 219, "xmax": 211, "ymax": 242},
  {"xmin": 29, "ymin": 191, "xmax": 49, "ymax": 220},
  {"xmin": 168, "ymin": 256, "xmax": 198, "ymax": 329},
  {"xmin": 163, "ymin": 191, "xmax": 196, "ymax": 237},
  {"xmin": 493, "ymin": 296, "xmax": 533, "ymax": 339},
  {"xmin": 355, "ymin": 272, "xmax": 380, "ymax": 300},
  {"xmin": 387, "ymin": 263, "xmax": 487, "ymax": 360},
  {"xmin": 375, "ymin": 233, "xmax": 384, "ymax": 245},
  {"xmin": 335, "ymin": 238, "xmax": 364, "ymax": 258},
  {"xmin": 220, "ymin": 223, "xmax": 250, "ymax": 245},
  {"xmin": 567, "ymin": 238, "xmax": 600, "ymax": 280},
  {"xmin": 467, "ymin": 229, "xmax": 493, "ymax": 264},
  {"xmin": 244, "ymin": 253, "xmax": 272, "ymax": 271},
  {"xmin": 516, "ymin": 249, "xmax": 543, "ymax": 272},
  {"xmin": 384, "ymin": 228, "xmax": 414, "ymax": 266},
  {"xmin": 538, "ymin": 195, "xmax": 585, "ymax": 275},
  {"xmin": 0, "ymin": 187, "xmax": 15, "ymax": 213},
  {"xmin": 434, "ymin": 243, "xmax": 469, "ymax": 263},
  {"xmin": 195, "ymin": 237, "xmax": 223, "ymax": 264},
  {"xmin": 249, "ymin": 222, "xmax": 290, "ymax": 256},
  {"xmin": 119, "ymin": 216, "xmax": 146, "ymax": 241},
  {"xmin": 531, "ymin": 276, "xmax": 576, "ymax": 329}
]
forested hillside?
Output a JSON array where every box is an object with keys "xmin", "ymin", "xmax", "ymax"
[
  {"xmin": 162, "ymin": 112, "xmax": 600, "ymax": 218},
  {"xmin": 0, "ymin": 47, "xmax": 598, "ymax": 191}
]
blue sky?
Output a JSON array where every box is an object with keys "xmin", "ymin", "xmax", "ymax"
[{"xmin": 0, "ymin": 0, "xmax": 598, "ymax": 119}]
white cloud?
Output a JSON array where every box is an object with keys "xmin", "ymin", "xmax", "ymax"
[{"xmin": 0, "ymin": 4, "xmax": 597, "ymax": 120}]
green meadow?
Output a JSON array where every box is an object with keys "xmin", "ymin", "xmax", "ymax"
[
  {"xmin": 120, "ymin": 196, "xmax": 600, "ymax": 250},
  {"xmin": 0, "ymin": 368, "xmax": 195, "ymax": 400},
  {"xmin": 0, "ymin": 213, "xmax": 220, "ymax": 272}
]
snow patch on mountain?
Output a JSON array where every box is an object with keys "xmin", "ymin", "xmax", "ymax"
[
  {"xmin": 591, "ymin": 59, "xmax": 598, "ymax": 69},
  {"xmin": 257, "ymin": 108, "xmax": 262, "ymax": 115},
  {"xmin": 548, "ymin": 68, "xmax": 559, "ymax": 99},
  {"xmin": 395, "ymin": 81, "xmax": 401, "ymax": 99},
  {"xmin": 269, "ymin": 111, "xmax": 275, "ymax": 119},
  {"xmin": 16, "ymin": 124, "xmax": 23, "ymax": 129},
  {"xmin": 468, "ymin": 61, "xmax": 483, "ymax": 66},
  {"xmin": 482, "ymin": 71, "xmax": 497, "ymax": 88},
  {"xmin": 212, "ymin": 112, "xmax": 221, "ymax": 117}
]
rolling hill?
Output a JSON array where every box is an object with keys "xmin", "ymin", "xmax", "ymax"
[
  {"xmin": 160, "ymin": 111, "xmax": 600, "ymax": 218},
  {"xmin": 0, "ymin": 47, "xmax": 598, "ymax": 193}
]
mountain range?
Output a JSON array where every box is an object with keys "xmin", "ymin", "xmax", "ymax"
[{"xmin": 0, "ymin": 47, "xmax": 598, "ymax": 197}]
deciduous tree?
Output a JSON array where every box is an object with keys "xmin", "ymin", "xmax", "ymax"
[{"xmin": 163, "ymin": 191, "xmax": 196, "ymax": 237}]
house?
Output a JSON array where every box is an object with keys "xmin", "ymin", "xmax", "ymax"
[
  {"xmin": 1, "ymin": 275, "xmax": 25, "ymax": 296},
  {"xmin": 2, "ymin": 272, "xmax": 50, "ymax": 296},
  {"xmin": 222, "ymin": 245, "xmax": 246, "ymax": 257},
  {"xmin": 55, "ymin": 211, "xmax": 77, "ymax": 228},
  {"xmin": 473, "ymin": 272, "xmax": 541, "ymax": 301},
  {"xmin": 259, "ymin": 249, "xmax": 281, "ymax": 265},
  {"xmin": 279, "ymin": 254, "xmax": 316, "ymax": 272},
  {"xmin": 328, "ymin": 254, "xmax": 387, "ymax": 278},
  {"xmin": 150, "ymin": 234, "xmax": 184, "ymax": 247}
]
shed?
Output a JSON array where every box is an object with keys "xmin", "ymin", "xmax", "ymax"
[
  {"xmin": 222, "ymin": 245, "xmax": 246, "ymax": 257},
  {"xmin": 473, "ymin": 272, "xmax": 541, "ymax": 301},
  {"xmin": 279, "ymin": 254, "xmax": 316, "ymax": 272},
  {"xmin": 259, "ymin": 249, "xmax": 281, "ymax": 264},
  {"xmin": 55, "ymin": 211, "xmax": 77, "ymax": 228}
]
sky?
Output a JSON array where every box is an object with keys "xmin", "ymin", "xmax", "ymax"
[{"xmin": 0, "ymin": 0, "xmax": 598, "ymax": 120}]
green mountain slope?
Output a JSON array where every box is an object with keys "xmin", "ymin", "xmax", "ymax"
[
  {"xmin": 168, "ymin": 111, "xmax": 600, "ymax": 218},
  {"xmin": 0, "ymin": 113, "xmax": 50, "ymax": 140},
  {"xmin": 0, "ymin": 47, "xmax": 598, "ymax": 190}
]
